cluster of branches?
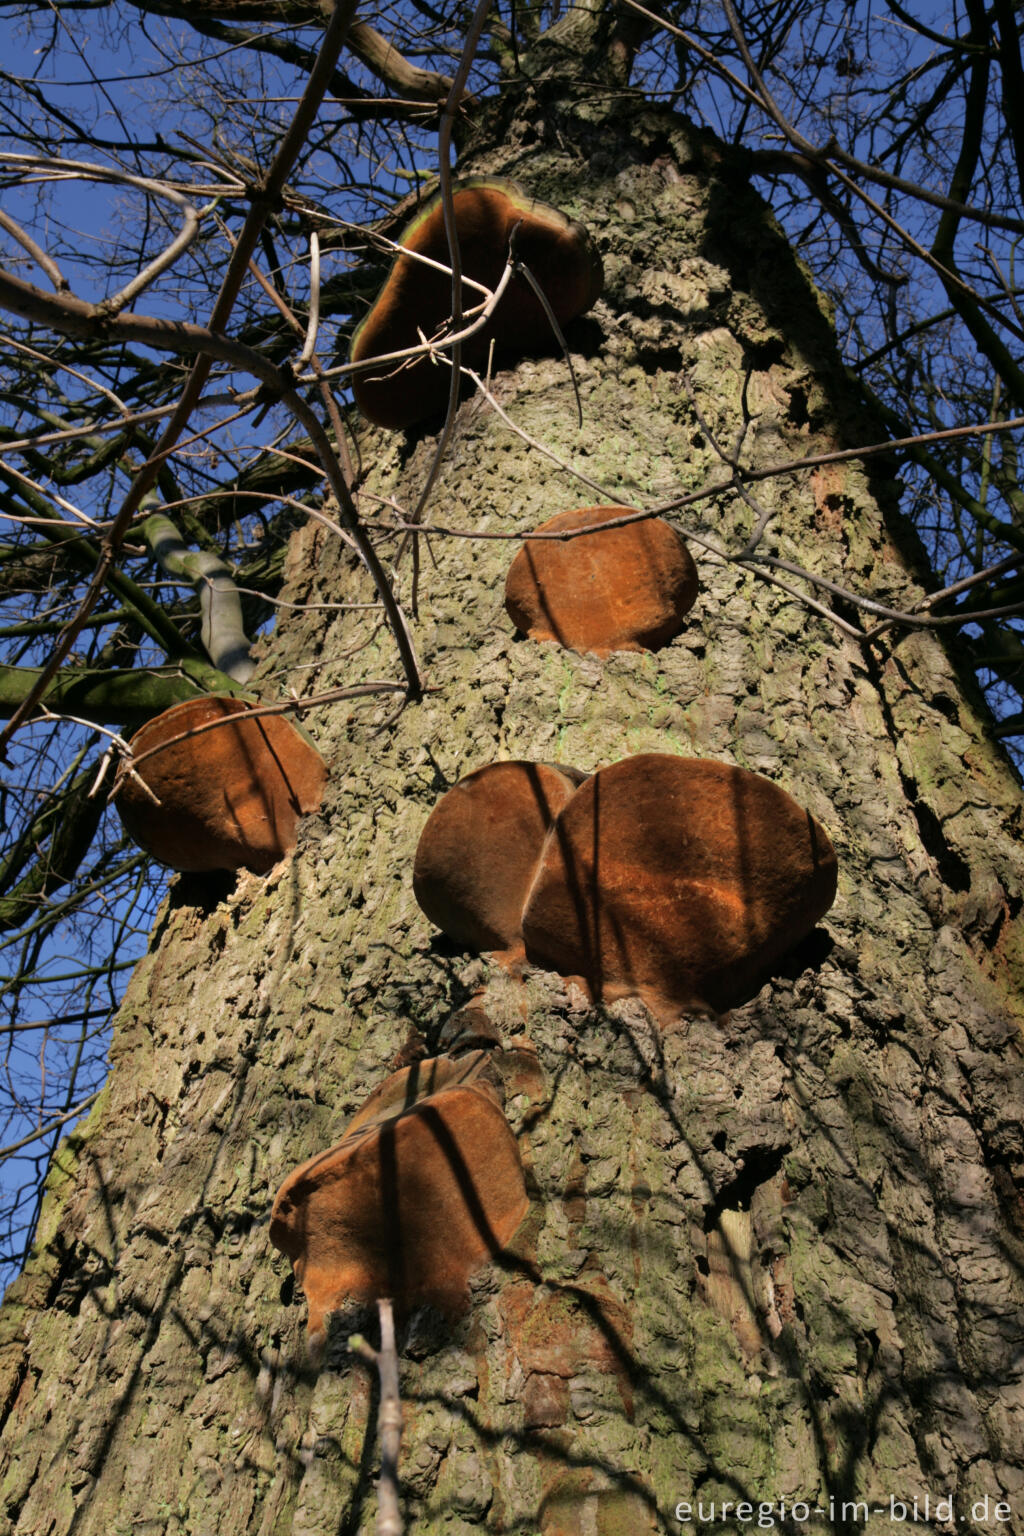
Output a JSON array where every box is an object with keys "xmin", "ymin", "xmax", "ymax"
[
  {"xmin": 0, "ymin": 0, "xmax": 1020, "ymax": 1317},
  {"xmin": 650, "ymin": 0, "xmax": 1024, "ymax": 726}
]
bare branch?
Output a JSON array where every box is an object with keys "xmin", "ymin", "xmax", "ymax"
[
  {"xmin": 348, "ymin": 19, "xmax": 459, "ymax": 106},
  {"xmin": 139, "ymin": 514, "xmax": 255, "ymax": 684}
]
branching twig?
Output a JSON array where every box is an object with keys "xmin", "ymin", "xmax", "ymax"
[
  {"xmin": 0, "ymin": 0, "xmax": 362, "ymax": 755},
  {"xmin": 0, "ymin": 254, "xmax": 423, "ymax": 709},
  {"xmin": 349, "ymin": 1299, "xmax": 404, "ymax": 1536},
  {"xmin": 0, "ymin": 152, "xmax": 209, "ymax": 314},
  {"xmin": 124, "ymin": 681, "xmax": 412, "ymax": 775}
]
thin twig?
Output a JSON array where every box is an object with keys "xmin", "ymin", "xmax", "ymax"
[
  {"xmin": 123, "ymin": 682, "xmax": 412, "ymax": 774},
  {"xmin": 349, "ymin": 1299, "xmax": 404, "ymax": 1536},
  {"xmin": 300, "ymin": 231, "xmax": 321, "ymax": 365},
  {"xmin": 512, "ymin": 255, "xmax": 584, "ymax": 428},
  {"xmin": 397, "ymin": 0, "xmax": 492, "ymax": 614},
  {"xmin": 0, "ymin": 460, "xmax": 101, "ymax": 527},
  {"xmin": 0, "ymin": 1091, "xmax": 100, "ymax": 1160},
  {"xmin": 0, "ymin": 209, "xmax": 67, "ymax": 292}
]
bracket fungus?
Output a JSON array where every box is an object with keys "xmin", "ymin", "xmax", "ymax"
[
  {"xmin": 114, "ymin": 694, "xmax": 326, "ymax": 874},
  {"xmin": 413, "ymin": 755, "xmax": 836, "ymax": 1014},
  {"xmin": 412, "ymin": 759, "xmax": 587, "ymax": 957},
  {"xmin": 521, "ymin": 754, "xmax": 838, "ymax": 1016},
  {"xmin": 504, "ymin": 505, "xmax": 699, "ymax": 655},
  {"xmin": 350, "ymin": 177, "xmax": 603, "ymax": 429},
  {"xmin": 269, "ymin": 1053, "xmax": 528, "ymax": 1337}
]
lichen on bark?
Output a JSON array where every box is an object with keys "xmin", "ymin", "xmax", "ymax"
[{"xmin": 0, "ymin": 85, "xmax": 1022, "ymax": 1536}]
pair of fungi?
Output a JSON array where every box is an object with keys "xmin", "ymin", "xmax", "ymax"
[
  {"xmin": 414, "ymin": 754, "xmax": 838, "ymax": 1018},
  {"xmin": 269, "ymin": 1051, "xmax": 528, "ymax": 1341},
  {"xmin": 114, "ymin": 695, "xmax": 327, "ymax": 875},
  {"xmin": 351, "ymin": 177, "xmax": 603, "ymax": 429}
]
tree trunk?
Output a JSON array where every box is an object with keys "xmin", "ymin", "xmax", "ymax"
[{"xmin": 1, "ymin": 89, "xmax": 1022, "ymax": 1536}]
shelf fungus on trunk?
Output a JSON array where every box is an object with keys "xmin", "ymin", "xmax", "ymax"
[
  {"xmin": 350, "ymin": 177, "xmax": 603, "ymax": 429},
  {"xmin": 504, "ymin": 506, "xmax": 699, "ymax": 655},
  {"xmin": 413, "ymin": 759, "xmax": 587, "ymax": 958},
  {"xmin": 114, "ymin": 695, "xmax": 327, "ymax": 874},
  {"xmin": 269, "ymin": 1053, "xmax": 529, "ymax": 1342},
  {"xmin": 412, "ymin": 756, "xmax": 836, "ymax": 1016},
  {"xmin": 521, "ymin": 754, "xmax": 838, "ymax": 1018}
]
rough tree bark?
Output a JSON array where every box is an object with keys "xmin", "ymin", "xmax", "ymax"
[{"xmin": 0, "ymin": 62, "xmax": 1022, "ymax": 1536}]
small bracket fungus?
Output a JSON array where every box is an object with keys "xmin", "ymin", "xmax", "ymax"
[
  {"xmin": 505, "ymin": 506, "xmax": 699, "ymax": 655},
  {"xmin": 270, "ymin": 1054, "xmax": 529, "ymax": 1336},
  {"xmin": 521, "ymin": 754, "xmax": 838, "ymax": 1016},
  {"xmin": 412, "ymin": 759, "xmax": 586, "ymax": 957},
  {"xmin": 350, "ymin": 177, "xmax": 603, "ymax": 429},
  {"xmin": 114, "ymin": 695, "xmax": 326, "ymax": 874}
]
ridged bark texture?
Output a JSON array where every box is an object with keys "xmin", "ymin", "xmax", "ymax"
[{"xmin": 0, "ymin": 99, "xmax": 1021, "ymax": 1536}]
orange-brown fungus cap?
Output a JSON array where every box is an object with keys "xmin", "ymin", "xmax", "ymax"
[
  {"xmin": 505, "ymin": 506, "xmax": 699, "ymax": 655},
  {"xmin": 413, "ymin": 760, "xmax": 586, "ymax": 956},
  {"xmin": 350, "ymin": 177, "xmax": 603, "ymax": 429},
  {"xmin": 269, "ymin": 1054, "xmax": 528, "ymax": 1334},
  {"xmin": 114, "ymin": 695, "xmax": 326, "ymax": 874},
  {"xmin": 521, "ymin": 754, "xmax": 838, "ymax": 1017}
]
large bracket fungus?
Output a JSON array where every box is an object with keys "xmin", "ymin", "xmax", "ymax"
[
  {"xmin": 413, "ymin": 759, "xmax": 587, "ymax": 956},
  {"xmin": 114, "ymin": 695, "xmax": 327, "ymax": 874},
  {"xmin": 521, "ymin": 754, "xmax": 838, "ymax": 1017},
  {"xmin": 350, "ymin": 177, "xmax": 603, "ymax": 429},
  {"xmin": 269, "ymin": 1053, "xmax": 528, "ymax": 1338},
  {"xmin": 504, "ymin": 506, "xmax": 699, "ymax": 655}
]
